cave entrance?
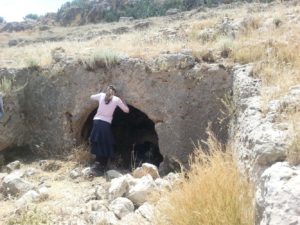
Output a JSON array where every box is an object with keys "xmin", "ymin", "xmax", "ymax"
[{"xmin": 81, "ymin": 105, "xmax": 163, "ymax": 169}]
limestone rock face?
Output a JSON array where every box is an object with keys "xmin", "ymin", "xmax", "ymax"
[
  {"xmin": 231, "ymin": 65, "xmax": 300, "ymax": 225},
  {"xmin": 256, "ymin": 162, "xmax": 300, "ymax": 225},
  {"xmin": 231, "ymin": 65, "xmax": 290, "ymax": 180},
  {"xmin": 0, "ymin": 56, "xmax": 232, "ymax": 170}
]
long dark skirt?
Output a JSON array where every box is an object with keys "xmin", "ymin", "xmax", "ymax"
[{"xmin": 89, "ymin": 119, "xmax": 115, "ymax": 158}]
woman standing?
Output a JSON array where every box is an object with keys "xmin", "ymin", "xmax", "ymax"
[{"xmin": 89, "ymin": 85, "xmax": 129, "ymax": 172}]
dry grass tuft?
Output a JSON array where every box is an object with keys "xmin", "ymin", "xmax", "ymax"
[
  {"xmin": 287, "ymin": 111, "xmax": 300, "ymax": 166},
  {"xmin": 80, "ymin": 49, "xmax": 124, "ymax": 70},
  {"xmin": 7, "ymin": 208, "xmax": 51, "ymax": 225},
  {"xmin": 69, "ymin": 144, "xmax": 92, "ymax": 166},
  {"xmin": 155, "ymin": 131, "xmax": 254, "ymax": 225},
  {"xmin": 0, "ymin": 77, "xmax": 13, "ymax": 95}
]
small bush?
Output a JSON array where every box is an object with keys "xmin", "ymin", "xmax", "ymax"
[
  {"xmin": 24, "ymin": 13, "xmax": 39, "ymax": 20},
  {"xmin": 217, "ymin": 37, "xmax": 234, "ymax": 58},
  {"xmin": 26, "ymin": 58, "xmax": 40, "ymax": 70},
  {"xmin": 155, "ymin": 131, "xmax": 254, "ymax": 225},
  {"xmin": 0, "ymin": 16, "xmax": 5, "ymax": 23}
]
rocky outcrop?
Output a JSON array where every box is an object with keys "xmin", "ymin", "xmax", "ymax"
[
  {"xmin": 231, "ymin": 65, "xmax": 290, "ymax": 180},
  {"xmin": 0, "ymin": 53, "xmax": 232, "ymax": 171},
  {"xmin": 231, "ymin": 65, "xmax": 300, "ymax": 225},
  {"xmin": 0, "ymin": 21, "xmax": 35, "ymax": 32},
  {"xmin": 256, "ymin": 162, "xmax": 300, "ymax": 225}
]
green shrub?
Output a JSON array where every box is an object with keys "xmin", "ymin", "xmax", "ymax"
[
  {"xmin": 103, "ymin": 10, "xmax": 120, "ymax": 22},
  {"xmin": 122, "ymin": 0, "xmax": 164, "ymax": 19},
  {"xmin": 0, "ymin": 16, "xmax": 5, "ymax": 23},
  {"xmin": 24, "ymin": 14, "xmax": 39, "ymax": 20}
]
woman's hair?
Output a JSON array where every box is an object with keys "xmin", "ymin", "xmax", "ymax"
[{"xmin": 104, "ymin": 85, "xmax": 116, "ymax": 104}]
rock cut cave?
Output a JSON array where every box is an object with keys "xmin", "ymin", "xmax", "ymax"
[{"xmin": 81, "ymin": 105, "xmax": 163, "ymax": 169}]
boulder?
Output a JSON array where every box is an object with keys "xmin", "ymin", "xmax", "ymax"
[
  {"xmin": 16, "ymin": 190, "xmax": 40, "ymax": 207},
  {"xmin": 82, "ymin": 167, "xmax": 93, "ymax": 177},
  {"xmin": 132, "ymin": 163, "xmax": 160, "ymax": 179},
  {"xmin": 136, "ymin": 202, "xmax": 155, "ymax": 221},
  {"xmin": 88, "ymin": 211, "xmax": 118, "ymax": 225},
  {"xmin": 95, "ymin": 185, "xmax": 107, "ymax": 200},
  {"xmin": 127, "ymin": 175, "xmax": 156, "ymax": 206},
  {"xmin": 2, "ymin": 172, "xmax": 34, "ymax": 196},
  {"xmin": 6, "ymin": 160, "xmax": 21, "ymax": 172},
  {"xmin": 154, "ymin": 178, "xmax": 171, "ymax": 190},
  {"xmin": 108, "ymin": 175, "xmax": 129, "ymax": 200},
  {"xmin": 109, "ymin": 197, "xmax": 135, "ymax": 219},
  {"xmin": 38, "ymin": 186, "xmax": 49, "ymax": 200},
  {"xmin": 70, "ymin": 168, "xmax": 81, "ymax": 179},
  {"xmin": 256, "ymin": 162, "xmax": 300, "ymax": 225},
  {"xmin": 8, "ymin": 40, "xmax": 18, "ymax": 47}
]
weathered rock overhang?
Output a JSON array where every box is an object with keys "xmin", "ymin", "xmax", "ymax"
[{"xmin": 0, "ymin": 53, "xmax": 232, "ymax": 171}]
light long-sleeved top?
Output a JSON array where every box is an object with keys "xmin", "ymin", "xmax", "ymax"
[
  {"xmin": 90, "ymin": 92, "xmax": 129, "ymax": 123},
  {"xmin": 0, "ymin": 95, "xmax": 4, "ymax": 119}
]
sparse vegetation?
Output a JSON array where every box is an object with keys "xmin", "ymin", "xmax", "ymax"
[
  {"xmin": 69, "ymin": 144, "xmax": 91, "ymax": 165},
  {"xmin": 81, "ymin": 49, "xmax": 124, "ymax": 70},
  {"xmin": 0, "ymin": 77, "xmax": 13, "ymax": 95},
  {"xmin": 155, "ymin": 131, "xmax": 254, "ymax": 225},
  {"xmin": 219, "ymin": 91, "xmax": 236, "ymax": 126},
  {"xmin": 24, "ymin": 14, "xmax": 39, "ymax": 20},
  {"xmin": 0, "ymin": 16, "xmax": 5, "ymax": 24},
  {"xmin": 287, "ymin": 111, "xmax": 300, "ymax": 166},
  {"xmin": 26, "ymin": 58, "xmax": 40, "ymax": 70},
  {"xmin": 7, "ymin": 208, "xmax": 51, "ymax": 225}
]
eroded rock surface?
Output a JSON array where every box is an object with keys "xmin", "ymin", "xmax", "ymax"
[
  {"xmin": 231, "ymin": 65, "xmax": 300, "ymax": 225},
  {"xmin": 0, "ymin": 55, "xmax": 232, "ymax": 171}
]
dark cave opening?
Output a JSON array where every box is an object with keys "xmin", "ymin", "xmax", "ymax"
[{"xmin": 81, "ymin": 105, "xmax": 163, "ymax": 169}]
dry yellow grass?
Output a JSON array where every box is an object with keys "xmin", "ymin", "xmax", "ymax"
[
  {"xmin": 287, "ymin": 111, "xmax": 300, "ymax": 165},
  {"xmin": 154, "ymin": 132, "xmax": 254, "ymax": 225},
  {"xmin": 68, "ymin": 144, "xmax": 92, "ymax": 166},
  {"xmin": 1, "ymin": 3, "xmax": 298, "ymax": 105}
]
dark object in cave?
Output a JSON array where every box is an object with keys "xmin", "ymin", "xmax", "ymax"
[
  {"xmin": 133, "ymin": 141, "xmax": 161, "ymax": 167},
  {"xmin": 82, "ymin": 105, "xmax": 163, "ymax": 169}
]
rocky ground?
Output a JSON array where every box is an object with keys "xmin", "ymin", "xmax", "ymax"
[{"xmin": 0, "ymin": 159, "xmax": 177, "ymax": 225}]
